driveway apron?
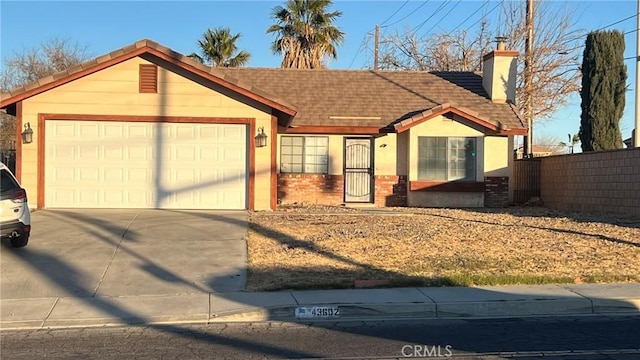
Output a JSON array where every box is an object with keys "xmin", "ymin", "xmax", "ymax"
[{"xmin": 0, "ymin": 210, "xmax": 248, "ymax": 299}]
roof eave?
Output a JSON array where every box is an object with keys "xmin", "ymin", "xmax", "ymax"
[
  {"xmin": 0, "ymin": 42, "xmax": 297, "ymax": 118},
  {"xmin": 285, "ymin": 125, "xmax": 392, "ymax": 135},
  {"xmin": 394, "ymin": 104, "xmax": 512, "ymax": 134}
]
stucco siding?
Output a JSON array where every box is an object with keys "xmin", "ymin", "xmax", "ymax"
[
  {"xmin": 397, "ymin": 131, "xmax": 409, "ymax": 176},
  {"xmin": 405, "ymin": 114, "xmax": 509, "ymax": 208},
  {"xmin": 484, "ymin": 136, "xmax": 509, "ymax": 177},
  {"xmin": 20, "ymin": 56, "xmax": 274, "ymax": 210},
  {"xmin": 407, "ymin": 115, "xmax": 484, "ymax": 182},
  {"xmin": 374, "ymin": 134, "xmax": 397, "ymax": 175},
  {"xmin": 276, "ymin": 134, "xmax": 398, "ymax": 176}
]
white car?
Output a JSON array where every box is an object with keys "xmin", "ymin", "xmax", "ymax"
[{"xmin": 0, "ymin": 162, "xmax": 31, "ymax": 247}]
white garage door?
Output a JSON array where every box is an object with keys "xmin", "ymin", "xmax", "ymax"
[{"xmin": 45, "ymin": 120, "xmax": 247, "ymax": 209}]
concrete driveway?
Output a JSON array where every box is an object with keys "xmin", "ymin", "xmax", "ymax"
[{"xmin": 0, "ymin": 209, "xmax": 248, "ymax": 299}]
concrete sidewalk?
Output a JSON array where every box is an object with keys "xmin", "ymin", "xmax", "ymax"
[{"xmin": 1, "ymin": 283, "xmax": 639, "ymax": 330}]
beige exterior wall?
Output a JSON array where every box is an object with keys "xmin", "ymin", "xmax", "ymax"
[
  {"xmin": 373, "ymin": 134, "xmax": 396, "ymax": 175},
  {"xmin": 276, "ymin": 133, "xmax": 399, "ymax": 176},
  {"xmin": 407, "ymin": 115, "xmax": 484, "ymax": 182},
  {"xmin": 508, "ymin": 135, "xmax": 516, "ymax": 202},
  {"xmin": 482, "ymin": 56, "xmax": 495, "ymax": 101},
  {"xmin": 396, "ymin": 131, "xmax": 409, "ymax": 176},
  {"xmin": 484, "ymin": 136, "xmax": 510, "ymax": 177},
  {"xmin": 482, "ymin": 53, "xmax": 518, "ymax": 103},
  {"xmin": 405, "ymin": 115, "xmax": 510, "ymax": 207},
  {"xmin": 20, "ymin": 56, "xmax": 274, "ymax": 210}
]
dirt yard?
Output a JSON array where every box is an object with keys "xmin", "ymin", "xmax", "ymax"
[{"xmin": 246, "ymin": 205, "xmax": 640, "ymax": 291}]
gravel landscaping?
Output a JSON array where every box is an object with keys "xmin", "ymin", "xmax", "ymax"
[{"xmin": 246, "ymin": 205, "xmax": 640, "ymax": 291}]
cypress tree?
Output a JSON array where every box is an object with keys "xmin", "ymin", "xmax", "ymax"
[{"xmin": 579, "ymin": 30, "xmax": 627, "ymax": 151}]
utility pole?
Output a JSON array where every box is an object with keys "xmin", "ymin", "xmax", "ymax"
[
  {"xmin": 374, "ymin": 25, "xmax": 380, "ymax": 70},
  {"xmin": 524, "ymin": 0, "xmax": 534, "ymax": 157},
  {"xmin": 635, "ymin": 0, "xmax": 640, "ymax": 147}
]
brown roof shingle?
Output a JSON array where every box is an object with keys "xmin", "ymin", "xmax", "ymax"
[
  {"xmin": 0, "ymin": 38, "xmax": 525, "ymax": 132},
  {"xmin": 213, "ymin": 67, "xmax": 526, "ymax": 130}
]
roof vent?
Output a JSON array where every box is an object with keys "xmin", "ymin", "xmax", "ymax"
[{"xmin": 139, "ymin": 64, "xmax": 158, "ymax": 93}]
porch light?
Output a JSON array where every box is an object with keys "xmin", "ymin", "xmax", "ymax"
[
  {"xmin": 21, "ymin": 123, "xmax": 33, "ymax": 144},
  {"xmin": 255, "ymin": 127, "xmax": 267, "ymax": 148}
]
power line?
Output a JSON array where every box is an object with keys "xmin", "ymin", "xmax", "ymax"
[
  {"xmin": 347, "ymin": 30, "xmax": 373, "ymax": 69},
  {"xmin": 449, "ymin": 0, "xmax": 489, "ymax": 34},
  {"xmin": 382, "ymin": 1, "xmax": 431, "ymax": 28},
  {"xmin": 422, "ymin": 0, "xmax": 463, "ymax": 36},
  {"xmin": 462, "ymin": 0, "xmax": 502, "ymax": 34},
  {"xmin": 379, "ymin": 0, "xmax": 410, "ymax": 27},
  {"xmin": 596, "ymin": 14, "xmax": 637, "ymax": 31},
  {"xmin": 410, "ymin": 0, "xmax": 451, "ymax": 35},
  {"xmin": 624, "ymin": 28, "xmax": 638, "ymax": 35}
]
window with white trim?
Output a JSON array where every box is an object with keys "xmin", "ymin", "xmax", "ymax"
[
  {"xmin": 418, "ymin": 137, "xmax": 477, "ymax": 181},
  {"xmin": 280, "ymin": 136, "xmax": 329, "ymax": 173}
]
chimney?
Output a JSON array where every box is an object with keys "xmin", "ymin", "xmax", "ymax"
[{"xmin": 482, "ymin": 37, "xmax": 519, "ymax": 103}]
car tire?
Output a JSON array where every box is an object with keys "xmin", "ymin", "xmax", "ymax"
[{"xmin": 10, "ymin": 235, "xmax": 29, "ymax": 248}]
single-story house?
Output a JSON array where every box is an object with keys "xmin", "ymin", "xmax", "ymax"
[{"xmin": 0, "ymin": 39, "xmax": 526, "ymax": 211}]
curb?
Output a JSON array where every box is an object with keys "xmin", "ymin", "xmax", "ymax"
[
  {"xmin": 210, "ymin": 300, "xmax": 640, "ymax": 323},
  {"xmin": 2, "ymin": 284, "xmax": 639, "ymax": 331}
]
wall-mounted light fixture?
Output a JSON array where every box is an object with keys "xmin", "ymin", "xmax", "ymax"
[
  {"xmin": 255, "ymin": 127, "xmax": 267, "ymax": 148},
  {"xmin": 21, "ymin": 123, "xmax": 33, "ymax": 144}
]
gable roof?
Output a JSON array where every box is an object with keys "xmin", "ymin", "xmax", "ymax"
[
  {"xmin": 1, "ymin": 39, "xmax": 526, "ymax": 135},
  {"xmin": 213, "ymin": 68, "xmax": 526, "ymax": 134},
  {"xmin": 0, "ymin": 39, "xmax": 297, "ymax": 121}
]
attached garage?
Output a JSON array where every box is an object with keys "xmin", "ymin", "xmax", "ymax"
[
  {"xmin": 45, "ymin": 120, "xmax": 247, "ymax": 209},
  {"xmin": 1, "ymin": 39, "xmax": 297, "ymax": 211}
]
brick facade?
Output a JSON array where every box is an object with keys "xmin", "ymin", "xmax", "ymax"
[
  {"xmin": 484, "ymin": 176, "xmax": 509, "ymax": 207},
  {"xmin": 277, "ymin": 174, "xmax": 409, "ymax": 207},
  {"xmin": 374, "ymin": 175, "xmax": 408, "ymax": 207},
  {"xmin": 277, "ymin": 174, "xmax": 344, "ymax": 205},
  {"xmin": 278, "ymin": 174, "xmax": 519, "ymax": 209}
]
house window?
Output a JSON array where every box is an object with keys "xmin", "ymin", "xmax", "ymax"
[
  {"xmin": 418, "ymin": 137, "xmax": 477, "ymax": 181},
  {"xmin": 280, "ymin": 136, "xmax": 329, "ymax": 173}
]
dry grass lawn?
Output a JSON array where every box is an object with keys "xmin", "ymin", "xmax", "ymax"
[{"xmin": 246, "ymin": 205, "xmax": 640, "ymax": 291}]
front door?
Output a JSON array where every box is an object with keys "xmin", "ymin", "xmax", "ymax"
[{"xmin": 344, "ymin": 138, "xmax": 374, "ymax": 203}]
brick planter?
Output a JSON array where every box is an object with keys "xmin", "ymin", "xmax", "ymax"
[{"xmin": 374, "ymin": 175, "xmax": 407, "ymax": 207}]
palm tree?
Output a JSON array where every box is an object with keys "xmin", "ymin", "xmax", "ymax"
[
  {"xmin": 266, "ymin": 0, "xmax": 344, "ymax": 69},
  {"xmin": 188, "ymin": 27, "xmax": 250, "ymax": 67}
]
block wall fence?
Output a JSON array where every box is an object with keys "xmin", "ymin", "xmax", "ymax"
[{"xmin": 538, "ymin": 148, "xmax": 640, "ymax": 217}]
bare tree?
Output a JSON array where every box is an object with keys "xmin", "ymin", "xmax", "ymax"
[
  {"xmin": 1, "ymin": 37, "xmax": 91, "ymax": 92},
  {"xmin": 378, "ymin": 20, "xmax": 492, "ymax": 72},
  {"xmin": 535, "ymin": 132, "xmax": 571, "ymax": 155},
  {"xmin": 375, "ymin": 0, "xmax": 585, "ymax": 123},
  {"xmin": 0, "ymin": 37, "xmax": 91, "ymax": 149},
  {"xmin": 0, "ymin": 111, "xmax": 16, "ymax": 152}
]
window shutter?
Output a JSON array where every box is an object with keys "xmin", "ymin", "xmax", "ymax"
[{"xmin": 139, "ymin": 64, "xmax": 158, "ymax": 93}]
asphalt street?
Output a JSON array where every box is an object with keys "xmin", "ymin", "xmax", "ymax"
[{"xmin": 2, "ymin": 315, "xmax": 639, "ymax": 359}]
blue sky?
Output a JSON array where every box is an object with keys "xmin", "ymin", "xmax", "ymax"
[{"xmin": 1, "ymin": 0, "xmax": 639, "ymax": 147}]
